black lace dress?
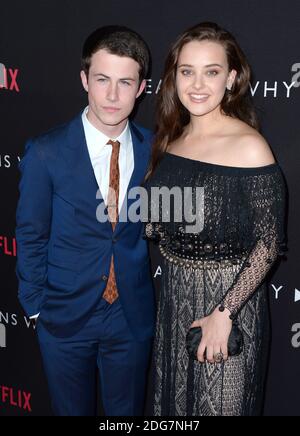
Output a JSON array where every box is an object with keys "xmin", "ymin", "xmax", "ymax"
[{"xmin": 144, "ymin": 152, "xmax": 286, "ymax": 416}]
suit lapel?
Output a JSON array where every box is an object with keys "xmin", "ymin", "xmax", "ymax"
[
  {"xmin": 64, "ymin": 114, "xmax": 111, "ymax": 232},
  {"xmin": 115, "ymin": 122, "xmax": 149, "ymax": 234},
  {"xmin": 62, "ymin": 115, "xmax": 149, "ymax": 235}
]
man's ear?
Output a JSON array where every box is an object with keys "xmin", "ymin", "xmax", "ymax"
[
  {"xmin": 136, "ymin": 79, "xmax": 146, "ymax": 98},
  {"xmin": 80, "ymin": 70, "xmax": 89, "ymax": 92}
]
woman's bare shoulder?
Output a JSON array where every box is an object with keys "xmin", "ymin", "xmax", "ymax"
[{"xmin": 227, "ymin": 120, "xmax": 275, "ymax": 167}]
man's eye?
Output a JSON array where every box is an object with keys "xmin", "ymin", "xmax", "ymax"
[{"xmin": 121, "ymin": 80, "xmax": 131, "ymax": 86}]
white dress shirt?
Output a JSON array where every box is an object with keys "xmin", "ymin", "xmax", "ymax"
[
  {"xmin": 82, "ymin": 106, "xmax": 134, "ymax": 211},
  {"xmin": 30, "ymin": 107, "xmax": 134, "ymax": 319}
]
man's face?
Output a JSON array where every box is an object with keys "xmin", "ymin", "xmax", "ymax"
[{"xmin": 81, "ymin": 49, "xmax": 146, "ymax": 134}]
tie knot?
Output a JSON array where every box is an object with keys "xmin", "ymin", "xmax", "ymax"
[{"xmin": 107, "ymin": 139, "xmax": 120, "ymax": 150}]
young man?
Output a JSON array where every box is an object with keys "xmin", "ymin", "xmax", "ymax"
[{"xmin": 16, "ymin": 26, "xmax": 155, "ymax": 416}]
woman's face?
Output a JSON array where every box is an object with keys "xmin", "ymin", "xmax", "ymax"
[{"xmin": 176, "ymin": 40, "xmax": 236, "ymax": 118}]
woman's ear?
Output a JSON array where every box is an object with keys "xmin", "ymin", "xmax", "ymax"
[{"xmin": 227, "ymin": 69, "xmax": 237, "ymax": 90}]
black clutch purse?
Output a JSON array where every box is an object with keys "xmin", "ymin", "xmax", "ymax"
[{"xmin": 186, "ymin": 322, "xmax": 243, "ymax": 361}]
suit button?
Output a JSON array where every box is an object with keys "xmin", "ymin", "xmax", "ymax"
[
  {"xmin": 102, "ymin": 275, "xmax": 108, "ymax": 282},
  {"xmin": 112, "ymin": 237, "xmax": 117, "ymax": 243}
]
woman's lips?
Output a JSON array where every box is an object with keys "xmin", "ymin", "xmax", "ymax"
[{"xmin": 189, "ymin": 94, "xmax": 210, "ymax": 103}]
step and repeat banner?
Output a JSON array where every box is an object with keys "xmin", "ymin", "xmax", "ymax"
[{"xmin": 0, "ymin": 0, "xmax": 299, "ymax": 416}]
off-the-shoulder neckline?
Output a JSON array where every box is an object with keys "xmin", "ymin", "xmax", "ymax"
[{"xmin": 164, "ymin": 152, "xmax": 279, "ymax": 174}]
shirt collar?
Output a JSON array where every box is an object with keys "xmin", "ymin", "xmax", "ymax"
[{"xmin": 82, "ymin": 106, "xmax": 131, "ymax": 154}]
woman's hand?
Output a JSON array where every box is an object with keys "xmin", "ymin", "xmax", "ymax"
[{"xmin": 190, "ymin": 306, "xmax": 233, "ymax": 364}]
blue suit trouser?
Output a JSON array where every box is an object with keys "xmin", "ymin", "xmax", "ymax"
[{"xmin": 37, "ymin": 298, "xmax": 152, "ymax": 416}]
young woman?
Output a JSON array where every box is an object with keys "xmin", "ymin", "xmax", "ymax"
[{"xmin": 144, "ymin": 22, "xmax": 286, "ymax": 416}]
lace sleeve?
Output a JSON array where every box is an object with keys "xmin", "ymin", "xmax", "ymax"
[{"xmin": 219, "ymin": 167, "xmax": 287, "ymax": 319}]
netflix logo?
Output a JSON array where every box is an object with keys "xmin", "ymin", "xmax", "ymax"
[
  {"xmin": 0, "ymin": 62, "xmax": 20, "ymax": 93},
  {"xmin": 0, "ymin": 385, "xmax": 32, "ymax": 412},
  {"xmin": 0, "ymin": 236, "xmax": 17, "ymax": 257}
]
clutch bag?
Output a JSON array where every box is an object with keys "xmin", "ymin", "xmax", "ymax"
[{"xmin": 186, "ymin": 322, "xmax": 243, "ymax": 360}]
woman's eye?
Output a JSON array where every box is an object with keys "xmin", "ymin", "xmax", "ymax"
[
  {"xmin": 207, "ymin": 70, "xmax": 219, "ymax": 76},
  {"xmin": 181, "ymin": 69, "xmax": 193, "ymax": 76}
]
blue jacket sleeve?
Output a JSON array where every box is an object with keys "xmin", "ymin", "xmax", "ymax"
[{"xmin": 15, "ymin": 140, "xmax": 53, "ymax": 317}]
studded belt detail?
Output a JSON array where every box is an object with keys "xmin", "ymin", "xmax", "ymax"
[{"xmin": 144, "ymin": 222, "xmax": 250, "ymax": 269}]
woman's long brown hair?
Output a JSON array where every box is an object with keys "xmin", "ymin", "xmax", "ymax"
[{"xmin": 145, "ymin": 22, "xmax": 259, "ymax": 180}]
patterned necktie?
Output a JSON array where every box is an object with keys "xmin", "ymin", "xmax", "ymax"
[{"xmin": 102, "ymin": 139, "xmax": 120, "ymax": 304}]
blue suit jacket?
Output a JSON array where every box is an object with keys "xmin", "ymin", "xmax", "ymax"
[{"xmin": 16, "ymin": 113, "xmax": 155, "ymax": 340}]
